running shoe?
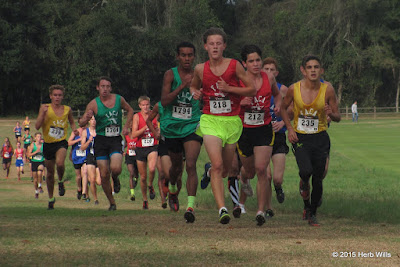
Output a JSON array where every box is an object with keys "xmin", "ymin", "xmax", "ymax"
[
  {"xmin": 130, "ymin": 194, "xmax": 136, "ymax": 201},
  {"xmin": 48, "ymin": 198, "xmax": 56, "ymax": 210},
  {"xmin": 275, "ymin": 187, "xmax": 285, "ymax": 203},
  {"xmin": 149, "ymin": 186, "xmax": 156, "ymax": 200},
  {"xmin": 302, "ymin": 208, "xmax": 310, "ymax": 220},
  {"xmin": 239, "ymin": 203, "xmax": 246, "ymax": 214},
  {"xmin": 232, "ymin": 205, "xmax": 242, "ymax": 218},
  {"xmin": 21, "ymin": 170, "xmax": 24, "ymax": 174},
  {"xmin": 168, "ymin": 193, "xmax": 179, "ymax": 212},
  {"xmin": 85, "ymin": 197, "xmax": 90, "ymax": 203},
  {"xmin": 35, "ymin": 193, "xmax": 39, "ymax": 199},
  {"xmin": 299, "ymin": 180, "xmax": 310, "ymax": 200},
  {"xmin": 143, "ymin": 200, "xmax": 149, "ymax": 210},
  {"xmin": 108, "ymin": 204, "xmax": 117, "ymax": 211},
  {"xmin": 58, "ymin": 182, "xmax": 65, "ymax": 196},
  {"xmin": 82, "ymin": 194, "xmax": 87, "ymax": 201},
  {"xmin": 308, "ymin": 214, "xmax": 320, "ymax": 227},
  {"xmin": 162, "ymin": 202, "xmax": 167, "ymax": 209},
  {"xmin": 184, "ymin": 207, "xmax": 195, "ymax": 223},
  {"xmin": 265, "ymin": 209, "xmax": 274, "ymax": 220},
  {"xmin": 39, "ymin": 187, "xmax": 44, "ymax": 194},
  {"xmin": 94, "ymin": 200, "xmax": 99, "ymax": 205},
  {"xmin": 241, "ymin": 179, "xmax": 253, "ymax": 197},
  {"xmin": 77, "ymin": 190, "xmax": 82, "ymax": 200},
  {"xmin": 113, "ymin": 177, "xmax": 121, "ymax": 193},
  {"xmin": 256, "ymin": 211, "xmax": 266, "ymax": 226},
  {"xmin": 201, "ymin": 162, "xmax": 211, "ymax": 189},
  {"xmin": 219, "ymin": 208, "xmax": 230, "ymax": 224}
]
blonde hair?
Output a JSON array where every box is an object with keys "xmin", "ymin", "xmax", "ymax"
[
  {"xmin": 49, "ymin": 84, "xmax": 65, "ymax": 95},
  {"xmin": 138, "ymin": 96, "xmax": 150, "ymax": 104}
]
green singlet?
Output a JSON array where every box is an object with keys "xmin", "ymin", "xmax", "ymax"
[
  {"xmin": 31, "ymin": 143, "xmax": 44, "ymax": 162},
  {"xmin": 95, "ymin": 94, "xmax": 122, "ymax": 137},
  {"xmin": 23, "ymin": 134, "xmax": 31, "ymax": 145},
  {"xmin": 159, "ymin": 67, "xmax": 201, "ymax": 138}
]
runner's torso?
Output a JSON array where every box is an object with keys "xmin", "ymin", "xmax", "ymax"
[{"xmin": 42, "ymin": 105, "xmax": 70, "ymax": 143}]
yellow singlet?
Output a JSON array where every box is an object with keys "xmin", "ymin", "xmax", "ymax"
[
  {"xmin": 42, "ymin": 105, "xmax": 71, "ymax": 143},
  {"xmin": 293, "ymin": 81, "xmax": 327, "ymax": 134}
]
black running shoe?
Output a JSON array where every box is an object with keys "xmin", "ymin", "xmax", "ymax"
[
  {"xmin": 48, "ymin": 198, "xmax": 56, "ymax": 210},
  {"xmin": 130, "ymin": 195, "xmax": 135, "ymax": 201},
  {"xmin": 35, "ymin": 193, "xmax": 39, "ymax": 199},
  {"xmin": 39, "ymin": 187, "xmax": 44, "ymax": 194},
  {"xmin": 256, "ymin": 211, "xmax": 266, "ymax": 226},
  {"xmin": 149, "ymin": 186, "xmax": 156, "ymax": 200},
  {"xmin": 162, "ymin": 202, "xmax": 167, "ymax": 209},
  {"xmin": 233, "ymin": 205, "xmax": 242, "ymax": 218},
  {"xmin": 308, "ymin": 214, "xmax": 320, "ymax": 226},
  {"xmin": 94, "ymin": 200, "xmax": 99, "ymax": 205},
  {"xmin": 143, "ymin": 201, "xmax": 148, "ymax": 210},
  {"xmin": 265, "ymin": 209, "xmax": 274, "ymax": 220},
  {"xmin": 108, "ymin": 204, "xmax": 117, "ymax": 211},
  {"xmin": 113, "ymin": 177, "xmax": 121, "ymax": 193},
  {"xmin": 77, "ymin": 190, "xmax": 82, "ymax": 200},
  {"xmin": 82, "ymin": 194, "xmax": 87, "ymax": 201},
  {"xmin": 168, "ymin": 193, "xmax": 179, "ymax": 212},
  {"xmin": 58, "ymin": 182, "xmax": 65, "ymax": 196},
  {"xmin": 201, "ymin": 162, "xmax": 211, "ymax": 189},
  {"xmin": 184, "ymin": 208, "xmax": 195, "ymax": 223},
  {"xmin": 219, "ymin": 208, "xmax": 230, "ymax": 224},
  {"xmin": 275, "ymin": 187, "xmax": 285, "ymax": 203}
]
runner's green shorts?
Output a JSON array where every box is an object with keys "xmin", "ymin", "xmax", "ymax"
[{"xmin": 196, "ymin": 114, "xmax": 243, "ymax": 146}]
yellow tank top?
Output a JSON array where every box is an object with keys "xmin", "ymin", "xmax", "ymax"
[
  {"xmin": 42, "ymin": 105, "xmax": 71, "ymax": 143},
  {"xmin": 293, "ymin": 81, "xmax": 327, "ymax": 134}
]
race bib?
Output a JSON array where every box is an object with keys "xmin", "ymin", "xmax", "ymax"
[
  {"xmin": 141, "ymin": 138, "xmax": 154, "ymax": 147},
  {"xmin": 49, "ymin": 127, "xmax": 64, "ymax": 139},
  {"xmin": 209, "ymin": 97, "xmax": 232, "ymax": 114},
  {"xmin": 172, "ymin": 103, "xmax": 192, "ymax": 120},
  {"xmin": 76, "ymin": 149, "xmax": 86, "ymax": 157},
  {"xmin": 297, "ymin": 117, "xmax": 319, "ymax": 133},
  {"xmin": 105, "ymin": 125, "xmax": 120, "ymax": 137},
  {"xmin": 17, "ymin": 156, "xmax": 23, "ymax": 160},
  {"xmin": 244, "ymin": 111, "xmax": 265, "ymax": 126},
  {"xmin": 33, "ymin": 154, "xmax": 43, "ymax": 161},
  {"xmin": 4, "ymin": 152, "xmax": 10, "ymax": 158},
  {"xmin": 128, "ymin": 149, "xmax": 136, "ymax": 156}
]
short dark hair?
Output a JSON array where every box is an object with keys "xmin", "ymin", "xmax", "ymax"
[
  {"xmin": 240, "ymin": 44, "xmax": 262, "ymax": 62},
  {"xmin": 176, "ymin": 41, "xmax": 196, "ymax": 56},
  {"xmin": 262, "ymin": 57, "xmax": 278, "ymax": 70},
  {"xmin": 97, "ymin": 76, "xmax": 112, "ymax": 86},
  {"xmin": 301, "ymin": 55, "xmax": 322, "ymax": 68},
  {"xmin": 203, "ymin": 27, "xmax": 227, "ymax": 44},
  {"xmin": 49, "ymin": 85, "xmax": 65, "ymax": 95}
]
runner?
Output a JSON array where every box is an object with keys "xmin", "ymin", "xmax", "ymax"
[
  {"xmin": 124, "ymin": 132, "xmax": 139, "ymax": 202},
  {"xmin": 280, "ymin": 55, "xmax": 341, "ymax": 226},
  {"xmin": 190, "ymin": 28, "xmax": 255, "ymax": 224},
  {"xmin": 13, "ymin": 122, "xmax": 22, "ymax": 142},
  {"xmin": 68, "ymin": 124, "xmax": 88, "ymax": 201},
  {"xmin": 79, "ymin": 76, "xmax": 134, "ymax": 211},
  {"xmin": 1, "ymin": 138, "xmax": 13, "ymax": 179},
  {"xmin": 23, "ymin": 116, "xmax": 31, "ymax": 132},
  {"xmin": 154, "ymin": 41, "xmax": 202, "ymax": 222},
  {"xmin": 235, "ymin": 45, "xmax": 282, "ymax": 226},
  {"xmin": 14, "ymin": 141, "xmax": 24, "ymax": 181},
  {"xmin": 263, "ymin": 57, "xmax": 289, "ymax": 219},
  {"xmin": 80, "ymin": 116, "xmax": 101, "ymax": 205},
  {"xmin": 132, "ymin": 96, "xmax": 158, "ymax": 210},
  {"xmin": 26, "ymin": 132, "xmax": 45, "ymax": 199},
  {"xmin": 35, "ymin": 84, "xmax": 78, "ymax": 210}
]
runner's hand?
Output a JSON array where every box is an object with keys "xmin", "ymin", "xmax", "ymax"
[
  {"xmin": 240, "ymin": 97, "xmax": 252, "ymax": 106},
  {"xmin": 217, "ymin": 77, "xmax": 230, "ymax": 93},
  {"xmin": 193, "ymin": 89, "xmax": 202, "ymax": 100},
  {"xmin": 287, "ymin": 127, "xmax": 298, "ymax": 144}
]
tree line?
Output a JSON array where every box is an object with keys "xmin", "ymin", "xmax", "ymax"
[{"xmin": 1, "ymin": 0, "xmax": 399, "ymax": 115}]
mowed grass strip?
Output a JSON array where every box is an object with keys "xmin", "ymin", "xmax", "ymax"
[{"xmin": 0, "ymin": 118, "xmax": 399, "ymax": 266}]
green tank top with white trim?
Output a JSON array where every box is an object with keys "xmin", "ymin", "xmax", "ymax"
[
  {"xmin": 31, "ymin": 143, "xmax": 44, "ymax": 162},
  {"xmin": 95, "ymin": 94, "xmax": 122, "ymax": 137},
  {"xmin": 159, "ymin": 67, "xmax": 201, "ymax": 138}
]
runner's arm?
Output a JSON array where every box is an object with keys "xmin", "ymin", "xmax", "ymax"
[
  {"xmin": 35, "ymin": 104, "xmax": 48, "ymax": 130},
  {"xmin": 280, "ymin": 85, "xmax": 298, "ymax": 143},
  {"xmin": 325, "ymin": 85, "xmax": 341, "ymax": 122},
  {"xmin": 190, "ymin": 64, "xmax": 203, "ymax": 100},
  {"xmin": 218, "ymin": 62, "xmax": 256, "ymax": 96},
  {"xmin": 131, "ymin": 114, "xmax": 147, "ymax": 138},
  {"xmin": 79, "ymin": 100, "xmax": 97, "ymax": 127},
  {"xmin": 161, "ymin": 70, "xmax": 192, "ymax": 107},
  {"xmin": 146, "ymin": 104, "xmax": 160, "ymax": 140}
]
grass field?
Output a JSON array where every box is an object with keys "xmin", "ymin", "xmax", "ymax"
[{"xmin": 0, "ymin": 118, "xmax": 399, "ymax": 266}]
